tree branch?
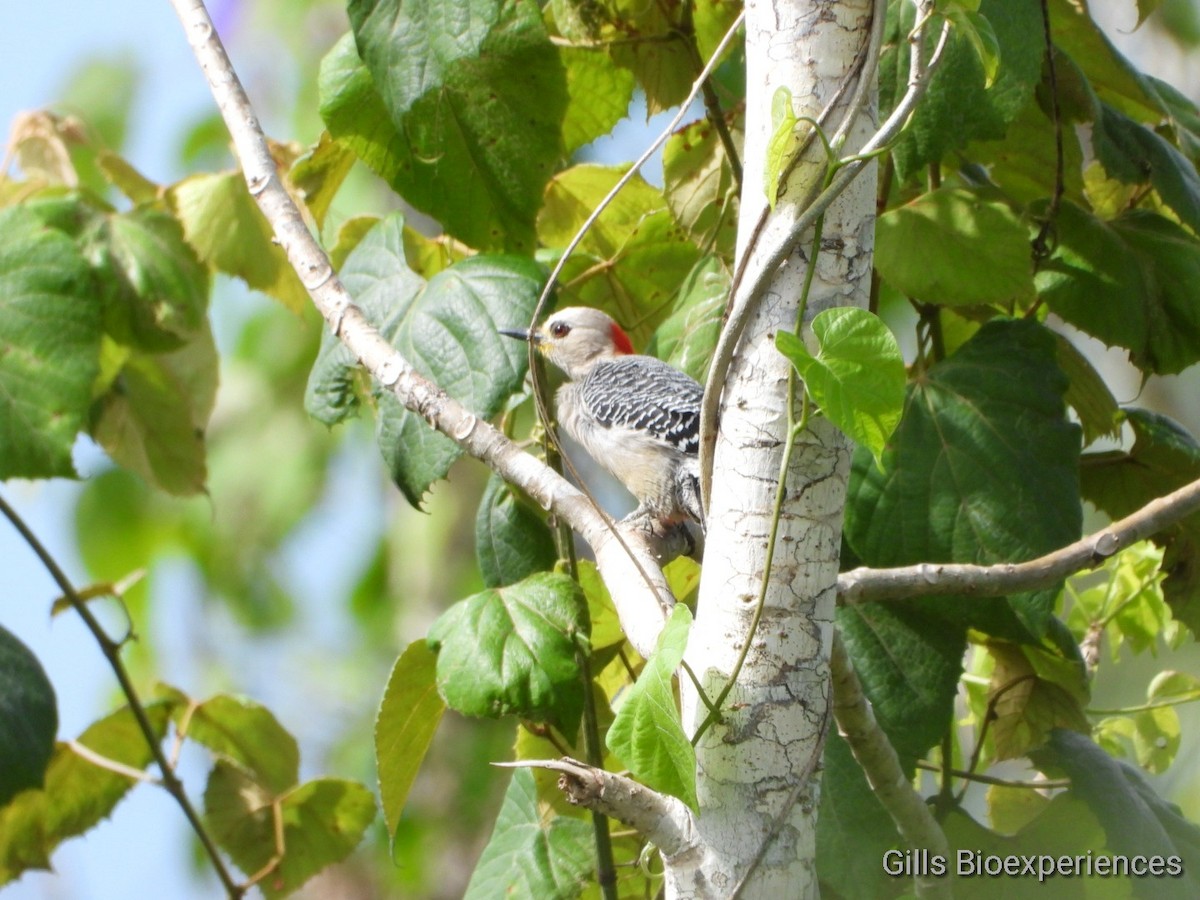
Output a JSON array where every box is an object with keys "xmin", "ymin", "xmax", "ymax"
[
  {"xmin": 0, "ymin": 492, "xmax": 244, "ymax": 898},
  {"xmin": 830, "ymin": 633, "xmax": 951, "ymax": 900},
  {"xmin": 496, "ymin": 759, "xmax": 700, "ymax": 860},
  {"xmin": 168, "ymin": 0, "xmax": 676, "ymax": 658},
  {"xmin": 838, "ymin": 475, "xmax": 1200, "ymax": 605}
]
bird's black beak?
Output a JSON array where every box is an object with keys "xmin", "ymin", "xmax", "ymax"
[{"xmin": 499, "ymin": 327, "xmax": 539, "ymax": 344}]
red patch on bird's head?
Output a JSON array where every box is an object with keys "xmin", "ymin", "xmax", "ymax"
[{"xmin": 609, "ymin": 321, "xmax": 635, "ymax": 355}]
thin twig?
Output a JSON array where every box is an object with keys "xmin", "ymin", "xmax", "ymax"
[
  {"xmin": 956, "ymin": 673, "xmax": 1034, "ymax": 805},
  {"xmin": 0, "ymin": 492, "xmax": 243, "ymax": 898},
  {"xmin": 839, "ymin": 476, "xmax": 1200, "ymax": 604},
  {"xmin": 1088, "ymin": 692, "xmax": 1200, "ymax": 716},
  {"xmin": 1031, "ymin": 0, "xmax": 1064, "ymax": 261},
  {"xmin": 914, "ymin": 760, "xmax": 1070, "ymax": 791}
]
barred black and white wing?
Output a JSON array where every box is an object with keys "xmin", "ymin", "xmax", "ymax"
[{"xmin": 579, "ymin": 356, "xmax": 702, "ymax": 456}]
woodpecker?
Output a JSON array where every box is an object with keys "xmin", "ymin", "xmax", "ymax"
[{"xmin": 500, "ymin": 306, "xmax": 704, "ymax": 530}]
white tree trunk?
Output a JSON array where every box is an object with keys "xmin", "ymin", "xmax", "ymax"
[{"xmin": 677, "ymin": 0, "xmax": 877, "ymax": 895}]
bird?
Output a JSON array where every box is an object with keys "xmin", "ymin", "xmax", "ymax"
[{"xmin": 500, "ymin": 306, "xmax": 705, "ymax": 532}]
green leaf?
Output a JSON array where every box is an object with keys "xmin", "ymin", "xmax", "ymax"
[
  {"xmin": 204, "ymin": 762, "xmax": 376, "ymax": 899},
  {"xmin": 986, "ymin": 641, "xmax": 1090, "ymax": 760},
  {"xmin": 1108, "ymin": 545, "xmax": 1176, "ymax": 655},
  {"xmin": 1048, "ymin": 0, "xmax": 1166, "ymax": 123},
  {"xmin": 966, "ymin": 62, "xmax": 1088, "ymax": 206},
  {"xmin": 178, "ymin": 693, "xmax": 300, "ymax": 795},
  {"xmin": 1053, "ymin": 331, "xmax": 1120, "ymax": 445},
  {"xmin": 874, "ymin": 187, "xmax": 1034, "ymax": 306},
  {"xmin": 375, "ymin": 641, "xmax": 446, "ymax": 843},
  {"xmin": 476, "ymin": 474, "xmax": 558, "ymax": 588},
  {"xmin": 1035, "ymin": 204, "xmax": 1200, "ymax": 375},
  {"xmin": 72, "ymin": 469, "xmax": 169, "ymax": 591},
  {"xmin": 538, "ymin": 166, "xmax": 703, "ymax": 348},
  {"xmin": 0, "ymin": 627, "xmax": 57, "ymax": 808},
  {"xmin": 59, "ymin": 56, "xmax": 138, "ymax": 152},
  {"xmin": 82, "ymin": 207, "xmax": 210, "ymax": 352},
  {"xmin": 90, "ymin": 330, "xmax": 218, "ymax": 496},
  {"xmin": 343, "ymin": 0, "xmax": 566, "ymax": 252},
  {"xmin": 693, "ymin": 0, "xmax": 744, "ymax": 66},
  {"xmin": 560, "ymin": 46, "xmax": 634, "ymax": 154},
  {"xmin": 401, "ymin": 225, "xmax": 470, "ymax": 279},
  {"xmin": 1133, "ymin": 705, "xmax": 1180, "ymax": 774},
  {"xmin": 538, "ymin": 163, "xmax": 667, "ymax": 251},
  {"xmin": 609, "ymin": 15, "xmax": 693, "ymax": 115},
  {"xmin": 943, "ymin": 794, "xmax": 1120, "ymax": 898},
  {"xmin": 835, "ymin": 602, "xmax": 966, "ymax": 763},
  {"xmin": 645, "ymin": 254, "xmax": 729, "ymax": 384},
  {"xmin": 168, "ymin": 171, "xmax": 308, "ymax": 313},
  {"xmin": 428, "ymin": 572, "xmax": 587, "ymax": 734},
  {"xmin": 606, "ymin": 603, "xmax": 696, "ymax": 810},
  {"xmin": 305, "ymin": 213, "xmax": 542, "ymax": 505},
  {"xmin": 1130, "ymin": 671, "xmax": 1200, "ymax": 774},
  {"xmin": 944, "ymin": 7, "xmax": 1001, "ymax": 88},
  {"xmin": 0, "ymin": 205, "xmax": 101, "ymax": 479},
  {"xmin": 97, "ymin": 154, "xmax": 160, "ymax": 206},
  {"xmin": 817, "ymin": 735, "xmax": 899, "ymax": 898},
  {"xmin": 0, "ymin": 703, "xmax": 172, "ymax": 884},
  {"xmin": 663, "ymin": 116, "xmax": 739, "ymax": 257},
  {"xmin": 775, "ymin": 308, "xmax": 906, "ymax": 464},
  {"xmin": 1080, "ymin": 408, "xmax": 1200, "ymax": 633},
  {"xmin": 1148, "ymin": 75, "xmax": 1200, "ymax": 160},
  {"xmin": 886, "ymin": 0, "xmax": 1044, "ymax": 179},
  {"xmin": 1093, "ymin": 103, "xmax": 1200, "ymax": 235},
  {"xmin": 288, "ymin": 132, "xmax": 356, "ymax": 230},
  {"xmin": 846, "ymin": 319, "xmax": 1082, "ymax": 641},
  {"xmin": 764, "ymin": 87, "xmax": 801, "ymax": 209},
  {"xmin": 1030, "ymin": 730, "xmax": 1200, "ymax": 900},
  {"xmin": 574, "ymin": 560, "xmax": 624, "ymax": 653},
  {"xmin": 378, "ymin": 254, "xmax": 542, "ymax": 503},
  {"xmin": 1150, "ymin": 669, "xmax": 1200, "ymax": 701},
  {"xmin": 463, "ymin": 768, "xmax": 593, "ymax": 900}
]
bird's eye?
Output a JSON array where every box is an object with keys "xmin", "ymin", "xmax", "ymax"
[{"xmin": 550, "ymin": 321, "xmax": 571, "ymax": 339}]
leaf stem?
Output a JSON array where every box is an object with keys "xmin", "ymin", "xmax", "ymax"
[
  {"xmin": 914, "ymin": 760, "xmax": 1070, "ymax": 791},
  {"xmin": 1088, "ymin": 692, "xmax": 1200, "ymax": 716}
]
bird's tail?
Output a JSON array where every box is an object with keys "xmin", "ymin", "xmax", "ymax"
[{"xmin": 676, "ymin": 460, "xmax": 705, "ymax": 532}]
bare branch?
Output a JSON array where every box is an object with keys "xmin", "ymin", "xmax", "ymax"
[
  {"xmin": 830, "ymin": 633, "xmax": 951, "ymax": 900},
  {"xmin": 839, "ymin": 476, "xmax": 1200, "ymax": 605},
  {"xmin": 496, "ymin": 759, "xmax": 699, "ymax": 859},
  {"xmin": 168, "ymin": 0, "xmax": 674, "ymax": 657}
]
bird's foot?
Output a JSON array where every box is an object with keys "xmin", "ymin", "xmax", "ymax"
[{"xmin": 619, "ymin": 510, "xmax": 702, "ymax": 561}]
